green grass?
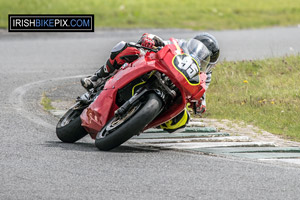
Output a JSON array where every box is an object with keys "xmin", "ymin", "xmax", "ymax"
[
  {"xmin": 205, "ymin": 55, "xmax": 300, "ymax": 141},
  {"xmin": 41, "ymin": 92, "xmax": 55, "ymax": 111},
  {"xmin": 1, "ymin": 0, "xmax": 300, "ymax": 29}
]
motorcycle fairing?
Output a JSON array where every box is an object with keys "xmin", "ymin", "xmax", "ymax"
[
  {"xmin": 81, "ymin": 54, "xmax": 169, "ymax": 138},
  {"xmin": 81, "ymin": 39, "xmax": 206, "ymax": 138}
]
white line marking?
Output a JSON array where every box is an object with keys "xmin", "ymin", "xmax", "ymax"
[{"xmin": 9, "ymin": 75, "xmax": 86, "ymax": 129}]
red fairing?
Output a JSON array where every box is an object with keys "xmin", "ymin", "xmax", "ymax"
[
  {"xmin": 81, "ymin": 38, "xmax": 206, "ymax": 139},
  {"xmin": 80, "ymin": 89, "xmax": 118, "ymax": 138},
  {"xmin": 157, "ymin": 39, "xmax": 204, "ymax": 99},
  {"xmin": 190, "ymin": 72, "xmax": 206, "ymax": 101},
  {"xmin": 81, "ymin": 53, "xmax": 169, "ymax": 139}
]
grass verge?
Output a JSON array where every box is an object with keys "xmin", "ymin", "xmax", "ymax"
[
  {"xmin": 1, "ymin": 0, "xmax": 300, "ymax": 29},
  {"xmin": 205, "ymin": 54, "xmax": 300, "ymax": 141},
  {"xmin": 41, "ymin": 92, "xmax": 55, "ymax": 111}
]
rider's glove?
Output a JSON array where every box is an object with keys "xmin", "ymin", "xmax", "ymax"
[
  {"xmin": 138, "ymin": 33, "xmax": 165, "ymax": 48},
  {"xmin": 140, "ymin": 37, "xmax": 155, "ymax": 49}
]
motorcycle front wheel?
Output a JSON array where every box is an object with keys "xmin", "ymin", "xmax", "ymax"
[
  {"xmin": 56, "ymin": 103, "xmax": 88, "ymax": 143},
  {"xmin": 95, "ymin": 93, "xmax": 163, "ymax": 151}
]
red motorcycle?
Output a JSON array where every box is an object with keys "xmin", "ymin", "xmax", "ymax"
[{"xmin": 56, "ymin": 38, "xmax": 210, "ymax": 151}]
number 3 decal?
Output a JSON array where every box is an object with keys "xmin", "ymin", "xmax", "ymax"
[{"xmin": 172, "ymin": 54, "xmax": 200, "ymax": 85}]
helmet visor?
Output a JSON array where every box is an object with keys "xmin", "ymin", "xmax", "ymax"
[{"xmin": 185, "ymin": 39, "xmax": 211, "ymax": 73}]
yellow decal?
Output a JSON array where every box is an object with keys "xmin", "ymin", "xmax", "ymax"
[{"xmin": 132, "ymin": 81, "xmax": 146, "ymax": 96}]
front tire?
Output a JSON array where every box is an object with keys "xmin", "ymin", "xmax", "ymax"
[
  {"xmin": 95, "ymin": 93, "xmax": 163, "ymax": 151},
  {"xmin": 56, "ymin": 103, "xmax": 88, "ymax": 143}
]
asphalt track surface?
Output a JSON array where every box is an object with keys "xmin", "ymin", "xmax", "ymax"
[{"xmin": 1, "ymin": 27, "xmax": 300, "ymax": 199}]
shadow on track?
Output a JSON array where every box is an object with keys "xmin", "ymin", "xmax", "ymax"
[{"xmin": 44, "ymin": 141, "xmax": 161, "ymax": 153}]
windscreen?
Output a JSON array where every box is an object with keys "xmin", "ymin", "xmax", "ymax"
[{"xmin": 181, "ymin": 39, "xmax": 211, "ymax": 73}]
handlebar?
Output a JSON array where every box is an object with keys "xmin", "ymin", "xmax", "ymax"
[{"xmin": 128, "ymin": 42, "xmax": 159, "ymax": 52}]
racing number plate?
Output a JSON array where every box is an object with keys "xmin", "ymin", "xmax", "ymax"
[{"xmin": 172, "ymin": 54, "xmax": 200, "ymax": 85}]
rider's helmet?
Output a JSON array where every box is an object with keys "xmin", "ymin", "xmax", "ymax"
[
  {"xmin": 194, "ymin": 33, "xmax": 220, "ymax": 72},
  {"xmin": 180, "ymin": 38, "xmax": 211, "ymax": 73}
]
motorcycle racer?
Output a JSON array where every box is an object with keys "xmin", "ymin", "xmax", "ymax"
[{"xmin": 80, "ymin": 33, "xmax": 220, "ymax": 133}]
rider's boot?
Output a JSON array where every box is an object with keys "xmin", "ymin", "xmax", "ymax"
[
  {"xmin": 81, "ymin": 41, "xmax": 140, "ymax": 90},
  {"xmin": 80, "ymin": 65, "xmax": 109, "ymax": 90}
]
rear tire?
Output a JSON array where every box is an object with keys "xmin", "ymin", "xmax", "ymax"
[
  {"xmin": 56, "ymin": 104, "xmax": 88, "ymax": 143},
  {"xmin": 95, "ymin": 93, "xmax": 163, "ymax": 151}
]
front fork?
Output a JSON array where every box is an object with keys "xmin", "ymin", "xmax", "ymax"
[
  {"xmin": 114, "ymin": 71, "xmax": 179, "ymax": 118},
  {"xmin": 114, "ymin": 87, "xmax": 166, "ymax": 118}
]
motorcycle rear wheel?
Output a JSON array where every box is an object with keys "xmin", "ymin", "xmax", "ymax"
[
  {"xmin": 95, "ymin": 93, "xmax": 163, "ymax": 151},
  {"xmin": 56, "ymin": 103, "xmax": 88, "ymax": 143}
]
